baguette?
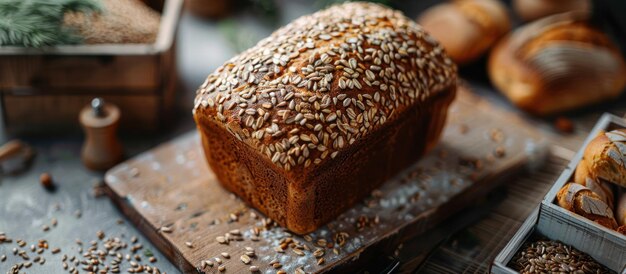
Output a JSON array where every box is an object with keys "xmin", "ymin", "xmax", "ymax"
[{"xmin": 556, "ymin": 183, "xmax": 617, "ymax": 229}]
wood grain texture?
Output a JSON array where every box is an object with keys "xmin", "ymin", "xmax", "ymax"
[
  {"xmin": 0, "ymin": 0, "xmax": 182, "ymax": 135},
  {"xmin": 104, "ymin": 88, "xmax": 546, "ymax": 273}
]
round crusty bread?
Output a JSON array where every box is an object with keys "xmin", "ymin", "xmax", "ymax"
[
  {"xmin": 64, "ymin": 0, "xmax": 161, "ymax": 44},
  {"xmin": 556, "ymin": 183, "xmax": 617, "ymax": 229},
  {"xmin": 418, "ymin": 0, "xmax": 510, "ymax": 65},
  {"xmin": 573, "ymin": 160, "xmax": 615, "ymax": 208},
  {"xmin": 513, "ymin": 0, "xmax": 589, "ymax": 22},
  {"xmin": 584, "ymin": 129, "xmax": 626, "ymax": 188},
  {"xmin": 488, "ymin": 12, "xmax": 626, "ymax": 116},
  {"xmin": 193, "ymin": 2, "xmax": 457, "ymax": 234}
]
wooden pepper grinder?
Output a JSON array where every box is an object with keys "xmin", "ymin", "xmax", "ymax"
[{"xmin": 80, "ymin": 98, "xmax": 123, "ymax": 171}]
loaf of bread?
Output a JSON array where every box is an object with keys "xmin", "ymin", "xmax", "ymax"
[
  {"xmin": 64, "ymin": 0, "xmax": 161, "ymax": 44},
  {"xmin": 193, "ymin": 2, "xmax": 457, "ymax": 234},
  {"xmin": 418, "ymin": 0, "xmax": 510, "ymax": 65},
  {"xmin": 557, "ymin": 183, "xmax": 618, "ymax": 229},
  {"xmin": 488, "ymin": 13, "xmax": 626, "ymax": 116},
  {"xmin": 513, "ymin": 0, "xmax": 589, "ymax": 22},
  {"xmin": 574, "ymin": 160, "xmax": 615, "ymax": 208},
  {"xmin": 583, "ymin": 129, "xmax": 626, "ymax": 188}
]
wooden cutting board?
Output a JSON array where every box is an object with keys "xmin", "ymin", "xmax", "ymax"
[{"xmin": 104, "ymin": 87, "xmax": 545, "ymax": 273}]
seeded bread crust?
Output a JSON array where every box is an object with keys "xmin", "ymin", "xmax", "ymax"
[{"xmin": 193, "ymin": 2, "xmax": 457, "ymax": 234}]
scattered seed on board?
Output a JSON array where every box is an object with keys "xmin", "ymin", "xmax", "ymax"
[
  {"xmin": 240, "ymin": 254, "xmax": 251, "ymax": 264},
  {"xmin": 218, "ymin": 265, "xmax": 226, "ymax": 272},
  {"xmin": 216, "ymin": 236, "xmax": 228, "ymax": 244},
  {"xmin": 130, "ymin": 168, "xmax": 140, "ymax": 177},
  {"xmin": 160, "ymin": 226, "xmax": 173, "ymax": 233},
  {"xmin": 249, "ymin": 265, "xmax": 259, "ymax": 272},
  {"xmin": 185, "ymin": 241, "xmax": 193, "ymax": 248},
  {"xmin": 293, "ymin": 249, "xmax": 304, "ymax": 256},
  {"xmin": 221, "ymin": 252, "xmax": 230, "ymax": 259}
]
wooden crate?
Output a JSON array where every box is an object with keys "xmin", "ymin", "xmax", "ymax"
[
  {"xmin": 492, "ymin": 114, "xmax": 626, "ymax": 273},
  {"xmin": 0, "ymin": 0, "xmax": 183, "ymax": 135}
]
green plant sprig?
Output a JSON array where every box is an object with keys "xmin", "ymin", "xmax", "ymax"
[{"xmin": 0, "ymin": 0, "xmax": 101, "ymax": 47}]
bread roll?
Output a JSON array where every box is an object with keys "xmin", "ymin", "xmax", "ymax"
[
  {"xmin": 418, "ymin": 0, "xmax": 510, "ymax": 65},
  {"xmin": 513, "ymin": 0, "xmax": 590, "ymax": 22},
  {"xmin": 583, "ymin": 129, "xmax": 626, "ymax": 188},
  {"xmin": 574, "ymin": 160, "xmax": 615, "ymax": 208},
  {"xmin": 617, "ymin": 190, "xmax": 626, "ymax": 227},
  {"xmin": 488, "ymin": 13, "xmax": 626, "ymax": 116},
  {"xmin": 193, "ymin": 3, "xmax": 457, "ymax": 234},
  {"xmin": 64, "ymin": 0, "xmax": 161, "ymax": 44},
  {"xmin": 557, "ymin": 183, "xmax": 617, "ymax": 229}
]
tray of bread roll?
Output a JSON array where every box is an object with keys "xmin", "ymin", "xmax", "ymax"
[{"xmin": 493, "ymin": 113, "xmax": 626, "ymax": 274}]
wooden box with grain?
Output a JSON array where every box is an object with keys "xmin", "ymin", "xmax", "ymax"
[
  {"xmin": 0, "ymin": 0, "xmax": 182, "ymax": 134},
  {"xmin": 492, "ymin": 113, "xmax": 626, "ymax": 274}
]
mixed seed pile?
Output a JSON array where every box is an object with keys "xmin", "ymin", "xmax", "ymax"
[
  {"xmin": 1, "ymin": 225, "xmax": 164, "ymax": 274},
  {"xmin": 509, "ymin": 239, "xmax": 614, "ymax": 274},
  {"xmin": 193, "ymin": 2, "xmax": 456, "ymax": 171}
]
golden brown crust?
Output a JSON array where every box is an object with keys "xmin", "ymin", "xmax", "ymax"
[
  {"xmin": 573, "ymin": 160, "xmax": 615, "ymax": 208},
  {"xmin": 617, "ymin": 191, "xmax": 626, "ymax": 226},
  {"xmin": 64, "ymin": 0, "xmax": 160, "ymax": 44},
  {"xmin": 193, "ymin": 2, "xmax": 457, "ymax": 234},
  {"xmin": 584, "ymin": 129, "xmax": 626, "ymax": 188},
  {"xmin": 513, "ymin": 0, "xmax": 590, "ymax": 22},
  {"xmin": 194, "ymin": 2, "xmax": 456, "ymax": 174},
  {"xmin": 488, "ymin": 13, "xmax": 626, "ymax": 116},
  {"xmin": 556, "ymin": 183, "xmax": 618, "ymax": 229},
  {"xmin": 197, "ymin": 86, "xmax": 456, "ymax": 234},
  {"xmin": 418, "ymin": 0, "xmax": 510, "ymax": 64}
]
